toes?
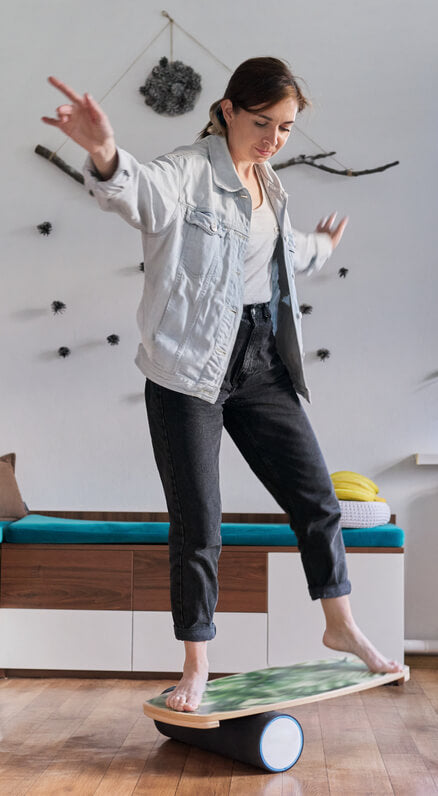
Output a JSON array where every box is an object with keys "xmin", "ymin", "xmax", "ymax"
[
  {"xmin": 166, "ymin": 693, "xmax": 187, "ymax": 711},
  {"xmin": 183, "ymin": 697, "xmax": 200, "ymax": 712},
  {"xmin": 166, "ymin": 690, "xmax": 201, "ymax": 712}
]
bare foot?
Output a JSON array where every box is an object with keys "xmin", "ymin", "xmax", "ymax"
[
  {"xmin": 323, "ymin": 621, "xmax": 404, "ymax": 674},
  {"xmin": 166, "ymin": 663, "xmax": 209, "ymax": 712}
]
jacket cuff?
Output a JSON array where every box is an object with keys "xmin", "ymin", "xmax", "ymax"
[
  {"xmin": 306, "ymin": 232, "xmax": 333, "ymax": 276},
  {"xmin": 83, "ymin": 147, "xmax": 132, "ymax": 196}
]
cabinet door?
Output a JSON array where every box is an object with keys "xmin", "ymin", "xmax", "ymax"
[
  {"xmin": 268, "ymin": 553, "xmax": 404, "ymax": 666},
  {"xmin": 133, "ymin": 611, "xmax": 267, "ymax": 673},
  {"xmin": 0, "ymin": 609, "xmax": 132, "ymax": 670}
]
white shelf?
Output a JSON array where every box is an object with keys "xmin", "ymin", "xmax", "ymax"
[{"xmin": 415, "ymin": 454, "xmax": 438, "ymax": 465}]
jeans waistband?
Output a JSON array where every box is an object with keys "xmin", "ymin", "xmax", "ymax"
[{"xmin": 241, "ymin": 302, "xmax": 271, "ymax": 322}]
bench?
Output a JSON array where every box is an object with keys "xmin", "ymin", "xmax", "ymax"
[{"xmin": 0, "ymin": 513, "xmax": 405, "ymax": 674}]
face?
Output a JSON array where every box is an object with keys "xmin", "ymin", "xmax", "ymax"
[{"xmin": 221, "ymin": 94, "xmax": 298, "ymax": 165}]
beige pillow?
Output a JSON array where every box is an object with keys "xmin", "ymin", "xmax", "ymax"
[{"xmin": 0, "ymin": 453, "xmax": 27, "ymax": 521}]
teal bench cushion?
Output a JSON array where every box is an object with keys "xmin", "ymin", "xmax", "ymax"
[
  {"xmin": 0, "ymin": 520, "xmax": 11, "ymax": 542},
  {"xmin": 2, "ymin": 514, "xmax": 404, "ymax": 547}
]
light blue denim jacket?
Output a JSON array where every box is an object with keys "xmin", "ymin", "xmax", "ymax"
[{"xmin": 83, "ymin": 134, "xmax": 332, "ymax": 403}]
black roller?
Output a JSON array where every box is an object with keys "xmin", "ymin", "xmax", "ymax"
[{"xmin": 155, "ymin": 688, "xmax": 304, "ymax": 772}]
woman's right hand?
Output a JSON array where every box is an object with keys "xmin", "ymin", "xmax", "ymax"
[{"xmin": 41, "ymin": 76, "xmax": 116, "ymax": 157}]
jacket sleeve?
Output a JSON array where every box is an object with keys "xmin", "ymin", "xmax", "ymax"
[
  {"xmin": 83, "ymin": 146, "xmax": 180, "ymax": 234},
  {"xmin": 291, "ymin": 229, "xmax": 333, "ymax": 276}
]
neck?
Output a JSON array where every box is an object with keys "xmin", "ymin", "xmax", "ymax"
[{"xmin": 226, "ymin": 139, "xmax": 256, "ymax": 181}]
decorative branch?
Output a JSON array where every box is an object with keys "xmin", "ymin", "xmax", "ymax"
[
  {"xmin": 35, "ymin": 142, "xmax": 399, "ymax": 191},
  {"xmin": 35, "ymin": 144, "xmax": 87, "ymax": 185},
  {"xmin": 273, "ymin": 151, "xmax": 399, "ymax": 177}
]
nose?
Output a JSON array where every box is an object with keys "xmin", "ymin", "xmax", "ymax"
[{"xmin": 262, "ymin": 129, "xmax": 279, "ymax": 149}]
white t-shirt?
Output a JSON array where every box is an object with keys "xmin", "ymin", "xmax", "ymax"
[{"xmin": 243, "ymin": 176, "xmax": 279, "ymax": 304}]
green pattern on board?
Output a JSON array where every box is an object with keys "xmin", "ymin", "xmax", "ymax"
[{"xmin": 148, "ymin": 657, "xmax": 383, "ymax": 715}]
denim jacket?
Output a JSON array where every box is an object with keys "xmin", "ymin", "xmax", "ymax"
[{"xmin": 83, "ymin": 134, "xmax": 332, "ymax": 403}]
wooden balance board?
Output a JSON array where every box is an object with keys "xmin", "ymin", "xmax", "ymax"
[{"xmin": 143, "ymin": 658, "xmax": 409, "ymax": 773}]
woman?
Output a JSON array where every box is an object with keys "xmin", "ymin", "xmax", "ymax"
[{"xmin": 42, "ymin": 57, "xmax": 403, "ymax": 712}]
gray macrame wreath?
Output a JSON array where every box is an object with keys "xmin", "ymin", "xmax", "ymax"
[{"xmin": 139, "ymin": 56, "xmax": 201, "ymax": 116}]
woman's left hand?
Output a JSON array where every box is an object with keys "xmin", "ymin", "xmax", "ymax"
[{"xmin": 316, "ymin": 212, "xmax": 349, "ymax": 251}]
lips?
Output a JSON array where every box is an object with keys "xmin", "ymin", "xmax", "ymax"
[{"xmin": 255, "ymin": 147, "xmax": 272, "ymax": 156}]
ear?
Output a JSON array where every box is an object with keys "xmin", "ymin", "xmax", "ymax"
[{"xmin": 221, "ymin": 99, "xmax": 234, "ymax": 125}]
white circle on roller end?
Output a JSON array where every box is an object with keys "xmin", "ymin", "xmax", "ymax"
[{"xmin": 259, "ymin": 715, "xmax": 304, "ymax": 772}]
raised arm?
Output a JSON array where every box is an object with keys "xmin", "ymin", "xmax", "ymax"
[
  {"xmin": 41, "ymin": 76, "xmax": 180, "ymax": 233},
  {"xmin": 41, "ymin": 76, "xmax": 118, "ymax": 179},
  {"xmin": 293, "ymin": 212, "xmax": 349, "ymax": 275}
]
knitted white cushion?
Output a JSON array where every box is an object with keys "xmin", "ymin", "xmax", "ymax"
[{"xmin": 339, "ymin": 500, "xmax": 391, "ymax": 528}]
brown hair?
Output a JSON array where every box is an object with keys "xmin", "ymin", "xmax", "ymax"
[{"xmin": 198, "ymin": 56, "xmax": 309, "ymax": 139}]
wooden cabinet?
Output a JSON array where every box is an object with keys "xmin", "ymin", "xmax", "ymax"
[{"xmin": 0, "ymin": 543, "xmax": 405, "ymax": 673}]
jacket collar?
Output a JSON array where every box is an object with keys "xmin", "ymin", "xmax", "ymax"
[{"xmin": 206, "ymin": 134, "xmax": 286, "ymax": 197}]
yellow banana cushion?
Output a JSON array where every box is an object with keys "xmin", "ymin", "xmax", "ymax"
[
  {"xmin": 335, "ymin": 487, "xmax": 376, "ymax": 502},
  {"xmin": 331, "ymin": 470, "xmax": 379, "ymax": 494}
]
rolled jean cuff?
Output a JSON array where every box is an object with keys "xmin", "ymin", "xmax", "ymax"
[
  {"xmin": 174, "ymin": 622, "xmax": 217, "ymax": 642},
  {"xmin": 308, "ymin": 580, "xmax": 352, "ymax": 601}
]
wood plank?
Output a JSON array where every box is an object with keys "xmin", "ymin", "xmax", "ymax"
[
  {"xmin": 0, "ymin": 542, "xmax": 403, "ymax": 553},
  {"xmin": 133, "ymin": 736, "xmax": 190, "ymax": 794},
  {"xmin": 0, "ymin": 677, "xmax": 89, "ymax": 792},
  {"xmin": 174, "ymin": 745, "xmax": 232, "ymax": 795},
  {"xmin": 218, "ymin": 551, "xmax": 267, "ymax": 612},
  {"xmin": 25, "ymin": 679, "xmax": 151, "ymax": 794},
  {"xmin": 133, "ymin": 550, "xmax": 267, "ymax": 612},
  {"xmin": 0, "ymin": 676, "xmax": 52, "ymax": 724},
  {"xmin": 30, "ymin": 510, "xmax": 291, "ymax": 523},
  {"xmin": 29, "ymin": 509, "xmax": 398, "ymax": 524},
  {"xmin": 133, "ymin": 550, "xmax": 170, "ymax": 611},
  {"xmin": 318, "ymin": 693, "xmax": 394, "ymax": 793},
  {"xmin": 413, "ymin": 668, "xmax": 438, "ymax": 708},
  {"xmin": 1, "ymin": 547, "xmax": 132, "ymax": 609},
  {"xmin": 282, "ymin": 704, "xmax": 330, "ymax": 794},
  {"xmin": 380, "ymin": 753, "xmax": 438, "ymax": 794},
  {"xmin": 361, "ymin": 686, "xmax": 420, "ymax": 755},
  {"xmin": 89, "ymin": 712, "xmax": 159, "ymax": 796},
  {"xmin": 405, "ymin": 654, "xmax": 438, "ymax": 670},
  {"xmin": 229, "ymin": 760, "xmax": 282, "ymax": 795}
]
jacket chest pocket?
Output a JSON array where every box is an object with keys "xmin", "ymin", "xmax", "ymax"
[{"xmin": 181, "ymin": 207, "xmax": 225, "ymax": 278}]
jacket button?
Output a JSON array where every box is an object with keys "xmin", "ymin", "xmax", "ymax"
[{"xmin": 210, "ymin": 223, "xmax": 217, "ymax": 232}]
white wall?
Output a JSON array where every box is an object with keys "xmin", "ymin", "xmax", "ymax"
[{"xmin": 1, "ymin": 0, "xmax": 437, "ymax": 640}]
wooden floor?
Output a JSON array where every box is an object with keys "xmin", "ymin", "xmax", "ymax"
[{"xmin": 0, "ymin": 661, "xmax": 437, "ymax": 795}]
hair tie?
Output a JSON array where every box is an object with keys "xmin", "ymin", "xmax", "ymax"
[{"xmin": 206, "ymin": 99, "xmax": 226, "ymax": 136}]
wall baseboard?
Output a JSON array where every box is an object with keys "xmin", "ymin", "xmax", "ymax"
[{"xmin": 405, "ymin": 654, "xmax": 438, "ymax": 669}]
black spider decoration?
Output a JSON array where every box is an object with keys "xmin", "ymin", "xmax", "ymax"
[
  {"xmin": 58, "ymin": 346, "xmax": 71, "ymax": 358},
  {"xmin": 139, "ymin": 57, "xmax": 202, "ymax": 116},
  {"xmin": 37, "ymin": 221, "xmax": 52, "ymax": 236},
  {"xmin": 300, "ymin": 304, "xmax": 313, "ymax": 315},
  {"xmin": 338, "ymin": 268, "xmax": 349, "ymax": 278},
  {"xmin": 51, "ymin": 300, "xmax": 66, "ymax": 315},
  {"xmin": 106, "ymin": 334, "xmax": 120, "ymax": 346},
  {"xmin": 139, "ymin": 262, "xmax": 145, "ymax": 272},
  {"xmin": 317, "ymin": 348, "xmax": 331, "ymax": 362}
]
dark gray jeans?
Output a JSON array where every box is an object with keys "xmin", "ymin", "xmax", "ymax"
[{"xmin": 145, "ymin": 301, "xmax": 351, "ymax": 642}]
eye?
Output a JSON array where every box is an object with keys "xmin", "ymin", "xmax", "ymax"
[{"xmin": 255, "ymin": 122, "xmax": 291, "ymax": 133}]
